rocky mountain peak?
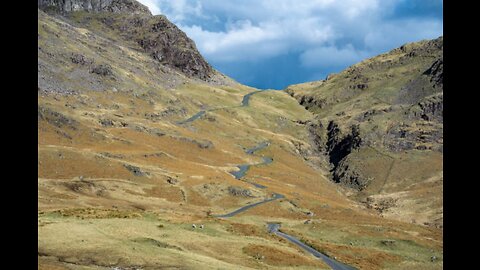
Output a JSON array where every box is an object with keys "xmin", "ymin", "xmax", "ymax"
[
  {"xmin": 39, "ymin": 0, "xmax": 216, "ymax": 81},
  {"xmin": 38, "ymin": 0, "xmax": 152, "ymax": 15}
]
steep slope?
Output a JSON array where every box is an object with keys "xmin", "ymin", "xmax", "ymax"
[
  {"xmin": 286, "ymin": 37, "xmax": 443, "ymax": 228},
  {"xmin": 38, "ymin": 2, "xmax": 443, "ymax": 269},
  {"xmin": 38, "ymin": 0, "xmax": 153, "ymax": 14},
  {"xmin": 39, "ymin": 0, "xmax": 217, "ymax": 84}
]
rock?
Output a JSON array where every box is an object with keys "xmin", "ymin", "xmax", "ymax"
[
  {"xmin": 70, "ymin": 53, "xmax": 93, "ymax": 65},
  {"xmin": 384, "ymin": 120, "xmax": 442, "ymax": 152},
  {"xmin": 38, "ymin": 106, "xmax": 78, "ymax": 130},
  {"xmin": 381, "ymin": 239, "xmax": 396, "ymax": 246},
  {"xmin": 333, "ymin": 161, "xmax": 371, "ymax": 191},
  {"xmin": 366, "ymin": 197, "xmax": 397, "ymax": 213},
  {"xmin": 123, "ymin": 164, "xmax": 148, "ymax": 176},
  {"xmin": 135, "ymin": 15, "xmax": 214, "ymax": 80},
  {"xmin": 38, "ymin": 0, "xmax": 152, "ymax": 15},
  {"xmin": 166, "ymin": 177, "xmax": 178, "ymax": 185},
  {"xmin": 228, "ymin": 186, "xmax": 252, "ymax": 197},
  {"xmin": 326, "ymin": 122, "xmax": 362, "ymax": 167},
  {"xmin": 150, "ymin": 128, "xmax": 165, "ymax": 136},
  {"xmin": 298, "ymin": 95, "xmax": 327, "ymax": 110},
  {"xmin": 64, "ymin": 180, "xmax": 107, "ymax": 196},
  {"xmin": 408, "ymin": 93, "xmax": 443, "ymax": 122},
  {"xmin": 349, "ymin": 83, "xmax": 368, "ymax": 90},
  {"xmin": 91, "ymin": 64, "xmax": 113, "ymax": 76},
  {"xmin": 355, "ymin": 107, "xmax": 393, "ymax": 122},
  {"xmin": 145, "ymin": 107, "xmax": 187, "ymax": 121},
  {"xmin": 424, "ymin": 58, "xmax": 443, "ymax": 88},
  {"xmin": 98, "ymin": 118, "xmax": 115, "ymax": 127}
]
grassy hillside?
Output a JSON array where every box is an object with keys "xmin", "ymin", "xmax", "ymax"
[{"xmin": 286, "ymin": 37, "xmax": 443, "ymax": 229}]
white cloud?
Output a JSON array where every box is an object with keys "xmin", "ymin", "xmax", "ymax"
[
  {"xmin": 138, "ymin": 0, "xmax": 161, "ymax": 15},
  {"xmin": 181, "ymin": 19, "xmax": 334, "ymax": 62},
  {"xmin": 137, "ymin": 0, "xmax": 442, "ymax": 85},
  {"xmin": 364, "ymin": 18, "xmax": 443, "ymax": 51},
  {"xmin": 300, "ymin": 44, "xmax": 370, "ymax": 68}
]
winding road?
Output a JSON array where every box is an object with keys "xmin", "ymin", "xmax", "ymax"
[
  {"xmin": 213, "ymin": 193, "xmax": 285, "ymax": 218},
  {"xmin": 241, "ymin": 90, "xmax": 262, "ymax": 107},
  {"xmin": 177, "ymin": 90, "xmax": 356, "ymax": 270},
  {"xmin": 268, "ymin": 224, "xmax": 357, "ymax": 270},
  {"xmin": 176, "ymin": 110, "xmax": 206, "ymax": 124},
  {"xmin": 229, "ymin": 141, "xmax": 272, "ymax": 180},
  {"xmin": 177, "ymin": 89, "xmax": 264, "ymax": 125}
]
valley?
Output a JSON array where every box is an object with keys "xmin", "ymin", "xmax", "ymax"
[{"xmin": 38, "ymin": 1, "xmax": 443, "ymax": 269}]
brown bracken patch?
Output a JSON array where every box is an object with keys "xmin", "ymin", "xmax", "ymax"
[{"xmin": 242, "ymin": 244, "xmax": 328, "ymax": 268}]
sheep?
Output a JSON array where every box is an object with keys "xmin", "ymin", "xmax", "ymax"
[
  {"xmin": 200, "ymin": 224, "xmax": 204, "ymax": 229},
  {"xmin": 192, "ymin": 224, "xmax": 196, "ymax": 229}
]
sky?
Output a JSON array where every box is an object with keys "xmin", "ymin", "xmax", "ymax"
[{"xmin": 138, "ymin": 0, "xmax": 443, "ymax": 90}]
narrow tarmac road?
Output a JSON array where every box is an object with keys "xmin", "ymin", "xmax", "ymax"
[
  {"xmin": 178, "ymin": 90, "xmax": 357, "ymax": 270},
  {"xmin": 214, "ymin": 193, "xmax": 285, "ymax": 218},
  {"xmin": 268, "ymin": 223, "xmax": 357, "ymax": 270}
]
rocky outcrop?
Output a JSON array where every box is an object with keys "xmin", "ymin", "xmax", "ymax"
[
  {"xmin": 355, "ymin": 107, "xmax": 393, "ymax": 122},
  {"xmin": 297, "ymin": 95, "xmax": 327, "ymax": 110},
  {"xmin": 144, "ymin": 107, "xmax": 188, "ymax": 122},
  {"xmin": 38, "ymin": 0, "xmax": 215, "ymax": 81},
  {"xmin": 228, "ymin": 186, "xmax": 253, "ymax": 197},
  {"xmin": 90, "ymin": 64, "xmax": 114, "ymax": 76},
  {"xmin": 38, "ymin": 0, "xmax": 151, "ymax": 15},
  {"xmin": 326, "ymin": 122, "xmax": 362, "ymax": 167},
  {"xmin": 38, "ymin": 106, "xmax": 78, "ymax": 130},
  {"xmin": 384, "ymin": 121, "xmax": 443, "ymax": 152},
  {"xmin": 64, "ymin": 180, "xmax": 107, "ymax": 196},
  {"xmin": 135, "ymin": 15, "xmax": 214, "ymax": 80},
  {"xmin": 332, "ymin": 160, "xmax": 370, "ymax": 190},
  {"xmin": 401, "ymin": 37, "xmax": 442, "ymax": 56},
  {"xmin": 123, "ymin": 164, "xmax": 148, "ymax": 176},
  {"xmin": 408, "ymin": 93, "xmax": 443, "ymax": 122},
  {"xmin": 395, "ymin": 57, "xmax": 443, "ymax": 105},
  {"xmin": 305, "ymin": 119, "xmax": 367, "ymax": 189},
  {"xmin": 287, "ymin": 37, "xmax": 443, "ymax": 193},
  {"xmin": 424, "ymin": 58, "xmax": 443, "ymax": 88}
]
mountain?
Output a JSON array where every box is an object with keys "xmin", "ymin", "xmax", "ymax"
[
  {"xmin": 38, "ymin": 0, "xmax": 153, "ymax": 14},
  {"xmin": 39, "ymin": 0, "xmax": 223, "ymax": 88},
  {"xmin": 286, "ymin": 37, "xmax": 443, "ymax": 227},
  {"xmin": 38, "ymin": 1, "xmax": 443, "ymax": 269}
]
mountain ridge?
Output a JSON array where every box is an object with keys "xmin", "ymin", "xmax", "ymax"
[
  {"xmin": 39, "ymin": 0, "xmax": 222, "ymax": 83},
  {"xmin": 38, "ymin": 0, "xmax": 152, "ymax": 15},
  {"xmin": 286, "ymin": 36, "xmax": 443, "ymax": 228}
]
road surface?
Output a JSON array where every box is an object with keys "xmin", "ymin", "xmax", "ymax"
[
  {"xmin": 177, "ymin": 89, "xmax": 267, "ymax": 124},
  {"xmin": 214, "ymin": 193, "xmax": 285, "ymax": 218},
  {"xmin": 176, "ymin": 110, "xmax": 206, "ymax": 124},
  {"xmin": 267, "ymin": 223, "xmax": 357, "ymax": 270}
]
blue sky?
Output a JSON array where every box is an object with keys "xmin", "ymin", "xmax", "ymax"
[{"xmin": 138, "ymin": 0, "xmax": 443, "ymax": 89}]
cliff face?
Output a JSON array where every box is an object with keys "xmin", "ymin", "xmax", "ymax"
[
  {"xmin": 129, "ymin": 15, "xmax": 214, "ymax": 80},
  {"xmin": 38, "ymin": 0, "xmax": 152, "ymax": 15},
  {"xmin": 38, "ymin": 0, "xmax": 215, "ymax": 81}
]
